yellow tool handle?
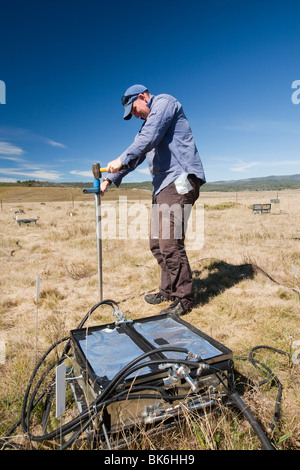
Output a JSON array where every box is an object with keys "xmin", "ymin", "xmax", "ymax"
[{"xmin": 93, "ymin": 164, "xmax": 128, "ymax": 177}]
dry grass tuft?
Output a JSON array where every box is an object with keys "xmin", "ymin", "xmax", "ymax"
[{"xmin": 66, "ymin": 262, "xmax": 96, "ymax": 280}]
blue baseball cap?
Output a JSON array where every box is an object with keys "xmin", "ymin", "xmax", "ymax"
[{"xmin": 121, "ymin": 84, "xmax": 148, "ymax": 120}]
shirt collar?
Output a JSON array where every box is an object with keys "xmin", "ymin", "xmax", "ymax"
[{"xmin": 146, "ymin": 95, "xmax": 155, "ymax": 110}]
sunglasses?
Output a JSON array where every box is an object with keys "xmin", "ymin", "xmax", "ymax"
[{"xmin": 121, "ymin": 93, "xmax": 140, "ymax": 106}]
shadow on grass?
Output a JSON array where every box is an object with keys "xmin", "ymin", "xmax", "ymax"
[{"xmin": 193, "ymin": 260, "xmax": 255, "ymax": 307}]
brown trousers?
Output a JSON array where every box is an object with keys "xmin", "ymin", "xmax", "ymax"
[{"xmin": 149, "ymin": 175, "xmax": 201, "ymax": 308}]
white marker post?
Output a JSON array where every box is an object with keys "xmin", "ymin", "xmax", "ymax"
[
  {"xmin": 291, "ymin": 264, "xmax": 300, "ymax": 300},
  {"xmin": 35, "ymin": 275, "xmax": 40, "ymax": 363},
  {"xmin": 56, "ymin": 362, "xmax": 66, "ymax": 448},
  {"xmin": 0, "ymin": 341, "xmax": 5, "ymax": 365}
]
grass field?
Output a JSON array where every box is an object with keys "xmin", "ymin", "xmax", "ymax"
[{"xmin": 0, "ymin": 186, "xmax": 299, "ymax": 450}]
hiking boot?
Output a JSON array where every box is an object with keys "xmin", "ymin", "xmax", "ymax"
[
  {"xmin": 160, "ymin": 298, "xmax": 192, "ymax": 316},
  {"xmin": 144, "ymin": 292, "xmax": 169, "ymax": 305}
]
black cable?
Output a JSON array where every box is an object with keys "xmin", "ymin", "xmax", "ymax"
[
  {"xmin": 59, "ymin": 354, "xmax": 228, "ymax": 450},
  {"xmin": 68, "ymin": 350, "xmax": 281, "ymax": 451},
  {"xmin": 1, "ymin": 300, "xmax": 119, "ymax": 448},
  {"xmin": 1, "ymin": 299, "xmax": 289, "ymax": 451},
  {"xmin": 1, "ymin": 335, "xmax": 70, "ymax": 445},
  {"xmin": 50, "ymin": 369, "xmax": 218, "ymax": 451},
  {"xmin": 228, "ymin": 392, "xmax": 275, "ymax": 450},
  {"xmin": 235, "ymin": 345, "xmax": 290, "ymax": 433},
  {"xmin": 19, "ymin": 346, "xmax": 196, "ymax": 444},
  {"xmin": 21, "ymin": 338, "xmax": 70, "ymax": 437},
  {"xmin": 93, "ymin": 349, "xmax": 190, "ymax": 404},
  {"xmin": 195, "ymin": 357, "xmax": 278, "ymax": 450},
  {"xmin": 77, "ymin": 299, "xmax": 119, "ymax": 329},
  {"xmin": 249, "ymin": 346, "xmax": 289, "ymax": 432}
]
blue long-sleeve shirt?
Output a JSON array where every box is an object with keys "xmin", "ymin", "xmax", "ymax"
[{"xmin": 108, "ymin": 94, "xmax": 206, "ymax": 195}]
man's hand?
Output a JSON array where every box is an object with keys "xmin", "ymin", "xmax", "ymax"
[
  {"xmin": 106, "ymin": 157, "xmax": 123, "ymax": 173},
  {"xmin": 100, "ymin": 180, "xmax": 110, "ymax": 196}
]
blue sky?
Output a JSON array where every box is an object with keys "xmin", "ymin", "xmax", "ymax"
[{"xmin": 1, "ymin": 0, "xmax": 300, "ymax": 184}]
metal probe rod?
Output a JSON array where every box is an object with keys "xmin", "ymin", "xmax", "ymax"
[
  {"xmin": 92, "ymin": 163, "xmax": 103, "ymax": 301},
  {"xmin": 83, "ymin": 163, "xmax": 103, "ymax": 301},
  {"xmin": 82, "ymin": 162, "xmax": 127, "ymax": 300}
]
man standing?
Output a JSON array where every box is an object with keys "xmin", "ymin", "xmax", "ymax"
[{"xmin": 101, "ymin": 84, "xmax": 205, "ymax": 315}]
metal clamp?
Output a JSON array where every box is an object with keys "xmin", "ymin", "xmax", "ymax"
[{"xmin": 161, "ymin": 363, "xmax": 198, "ymax": 392}]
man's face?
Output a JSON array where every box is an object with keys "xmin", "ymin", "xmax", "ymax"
[{"xmin": 131, "ymin": 94, "xmax": 150, "ymax": 120}]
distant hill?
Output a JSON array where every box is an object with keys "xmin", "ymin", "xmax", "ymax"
[
  {"xmin": 120, "ymin": 174, "xmax": 300, "ymax": 192},
  {"xmin": 202, "ymin": 174, "xmax": 300, "ymax": 192},
  {"xmin": 1, "ymin": 174, "xmax": 300, "ymax": 192}
]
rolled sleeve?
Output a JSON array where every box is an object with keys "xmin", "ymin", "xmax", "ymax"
[{"xmin": 107, "ymin": 154, "xmax": 146, "ymax": 187}]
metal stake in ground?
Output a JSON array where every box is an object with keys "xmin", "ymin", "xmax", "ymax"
[
  {"xmin": 83, "ymin": 163, "xmax": 104, "ymax": 301},
  {"xmin": 35, "ymin": 275, "xmax": 40, "ymax": 363}
]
